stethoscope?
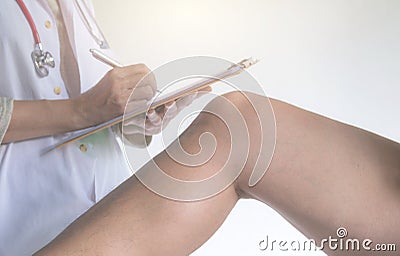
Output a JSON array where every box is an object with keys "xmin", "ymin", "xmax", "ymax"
[{"xmin": 15, "ymin": 0, "xmax": 109, "ymax": 77}]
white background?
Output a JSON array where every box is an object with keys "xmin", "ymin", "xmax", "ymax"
[{"xmin": 92, "ymin": 0, "xmax": 400, "ymax": 255}]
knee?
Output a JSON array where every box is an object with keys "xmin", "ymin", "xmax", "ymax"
[
  {"xmin": 190, "ymin": 91, "xmax": 276, "ymax": 198},
  {"xmin": 185, "ymin": 91, "xmax": 262, "ymax": 149},
  {"xmin": 202, "ymin": 91, "xmax": 256, "ymax": 118},
  {"xmin": 181, "ymin": 91, "xmax": 254, "ymax": 138},
  {"xmin": 142, "ymin": 91, "xmax": 275, "ymax": 202},
  {"xmin": 176, "ymin": 92, "xmax": 245, "ymax": 156}
]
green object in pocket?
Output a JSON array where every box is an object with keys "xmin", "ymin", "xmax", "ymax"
[{"xmin": 79, "ymin": 128, "xmax": 111, "ymax": 147}]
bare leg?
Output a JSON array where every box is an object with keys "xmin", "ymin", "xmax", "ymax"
[
  {"xmin": 36, "ymin": 92, "xmax": 400, "ymax": 255},
  {"xmin": 35, "ymin": 94, "xmax": 242, "ymax": 256},
  {"xmin": 237, "ymin": 94, "xmax": 400, "ymax": 255}
]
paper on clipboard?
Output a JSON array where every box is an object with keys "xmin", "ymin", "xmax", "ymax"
[{"xmin": 48, "ymin": 58, "xmax": 259, "ymax": 151}]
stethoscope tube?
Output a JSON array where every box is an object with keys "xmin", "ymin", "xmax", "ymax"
[
  {"xmin": 15, "ymin": 0, "xmax": 109, "ymax": 77},
  {"xmin": 16, "ymin": 0, "xmax": 41, "ymax": 45},
  {"xmin": 15, "ymin": 0, "xmax": 55, "ymax": 77}
]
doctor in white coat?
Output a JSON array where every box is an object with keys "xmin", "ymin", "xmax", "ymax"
[{"xmin": 0, "ymin": 0, "xmax": 192, "ymax": 254}]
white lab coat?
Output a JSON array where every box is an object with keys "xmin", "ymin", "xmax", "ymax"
[{"xmin": 0, "ymin": 1, "xmax": 132, "ymax": 254}]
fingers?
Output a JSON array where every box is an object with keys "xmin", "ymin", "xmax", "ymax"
[
  {"xmin": 122, "ymin": 64, "xmax": 157, "ymax": 93},
  {"xmin": 145, "ymin": 107, "xmax": 175, "ymax": 135},
  {"xmin": 111, "ymin": 64, "xmax": 156, "ymax": 94},
  {"xmin": 84, "ymin": 63, "xmax": 158, "ymax": 126},
  {"xmin": 130, "ymin": 86, "xmax": 155, "ymax": 101},
  {"xmin": 146, "ymin": 109, "xmax": 162, "ymax": 127},
  {"xmin": 164, "ymin": 101, "xmax": 178, "ymax": 119},
  {"xmin": 123, "ymin": 105, "xmax": 176, "ymax": 136},
  {"xmin": 122, "ymin": 86, "xmax": 212, "ymax": 137},
  {"xmin": 123, "ymin": 111, "xmax": 164, "ymax": 136},
  {"xmin": 123, "ymin": 116, "xmax": 145, "ymax": 135},
  {"xmin": 125, "ymin": 99, "xmax": 148, "ymax": 113},
  {"xmin": 113, "ymin": 64, "xmax": 151, "ymax": 83},
  {"xmin": 123, "ymin": 109, "xmax": 163, "ymax": 136},
  {"xmin": 111, "ymin": 64, "xmax": 157, "ymax": 114}
]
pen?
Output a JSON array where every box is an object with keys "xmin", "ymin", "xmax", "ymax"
[
  {"xmin": 90, "ymin": 48, "xmax": 123, "ymax": 68},
  {"xmin": 48, "ymin": 57, "xmax": 258, "ymax": 150}
]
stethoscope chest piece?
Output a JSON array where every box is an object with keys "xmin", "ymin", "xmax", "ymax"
[
  {"xmin": 17, "ymin": 0, "xmax": 108, "ymax": 77},
  {"xmin": 16, "ymin": 0, "xmax": 55, "ymax": 77},
  {"xmin": 31, "ymin": 43, "xmax": 55, "ymax": 77}
]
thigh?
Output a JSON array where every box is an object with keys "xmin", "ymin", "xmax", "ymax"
[{"xmin": 238, "ymin": 96, "xmax": 400, "ymax": 255}]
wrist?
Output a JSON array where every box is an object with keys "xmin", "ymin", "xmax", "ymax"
[{"xmin": 70, "ymin": 97, "xmax": 91, "ymax": 129}]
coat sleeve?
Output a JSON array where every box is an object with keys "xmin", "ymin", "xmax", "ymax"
[{"xmin": 0, "ymin": 97, "xmax": 13, "ymax": 144}]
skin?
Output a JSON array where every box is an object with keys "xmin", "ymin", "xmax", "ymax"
[
  {"xmin": 35, "ymin": 91, "xmax": 400, "ymax": 256},
  {"xmin": 2, "ymin": 64, "xmax": 156, "ymax": 143},
  {"xmin": 2, "ymin": 64, "xmax": 210, "ymax": 144}
]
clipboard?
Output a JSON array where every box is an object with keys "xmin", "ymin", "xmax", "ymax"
[{"xmin": 48, "ymin": 57, "xmax": 259, "ymax": 151}]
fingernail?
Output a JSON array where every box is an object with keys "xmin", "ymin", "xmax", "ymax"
[{"xmin": 147, "ymin": 109, "xmax": 157, "ymax": 118}]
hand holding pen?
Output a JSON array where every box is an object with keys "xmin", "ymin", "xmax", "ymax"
[
  {"xmin": 87, "ymin": 49, "xmax": 210, "ymax": 137},
  {"xmin": 74, "ymin": 52, "xmax": 156, "ymax": 130}
]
